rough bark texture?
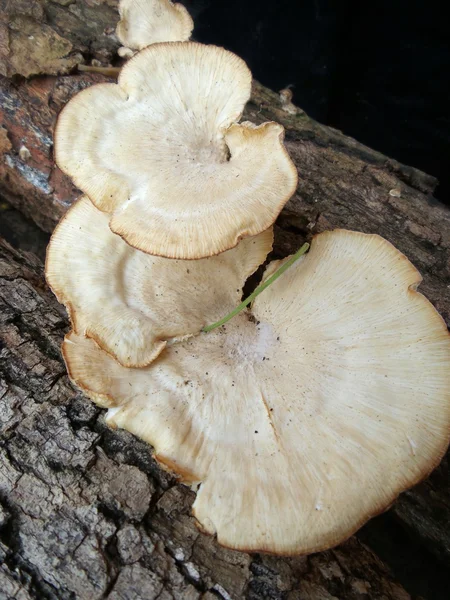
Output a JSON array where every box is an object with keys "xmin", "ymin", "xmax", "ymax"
[
  {"xmin": 1, "ymin": 1, "xmax": 450, "ymax": 598},
  {"xmin": 0, "ymin": 0, "xmax": 119, "ymax": 78},
  {"xmin": 0, "ymin": 237, "xmax": 417, "ymax": 600}
]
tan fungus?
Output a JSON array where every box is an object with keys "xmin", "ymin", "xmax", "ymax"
[
  {"xmin": 117, "ymin": 0, "xmax": 194, "ymax": 51},
  {"xmin": 54, "ymin": 42, "xmax": 298, "ymax": 259},
  {"xmin": 46, "ymin": 195, "xmax": 273, "ymax": 368},
  {"xmin": 61, "ymin": 230, "xmax": 450, "ymax": 554}
]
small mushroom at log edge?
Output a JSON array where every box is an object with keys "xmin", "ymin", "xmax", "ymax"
[{"xmin": 117, "ymin": 0, "xmax": 194, "ymax": 51}]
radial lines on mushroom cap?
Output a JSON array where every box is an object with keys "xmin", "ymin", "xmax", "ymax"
[
  {"xmin": 117, "ymin": 0, "xmax": 194, "ymax": 52},
  {"xmin": 46, "ymin": 196, "xmax": 274, "ymax": 368},
  {"xmin": 54, "ymin": 42, "xmax": 298, "ymax": 259},
  {"xmin": 60, "ymin": 230, "xmax": 450, "ymax": 555}
]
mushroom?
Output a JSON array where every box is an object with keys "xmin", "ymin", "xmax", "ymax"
[
  {"xmin": 46, "ymin": 195, "xmax": 273, "ymax": 368},
  {"xmin": 61, "ymin": 229, "xmax": 450, "ymax": 555},
  {"xmin": 117, "ymin": 0, "xmax": 194, "ymax": 52},
  {"xmin": 54, "ymin": 42, "xmax": 298, "ymax": 259}
]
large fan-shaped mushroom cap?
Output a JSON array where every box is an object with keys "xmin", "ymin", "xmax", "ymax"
[
  {"xmin": 117, "ymin": 0, "xmax": 194, "ymax": 50},
  {"xmin": 62, "ymin": 230, "xmax": 450, "ymax": 554},
  {"xmin": 55, "ymin": 42, "xmax": 297, "ymax": 259},
  {"xmin": 46, "ymin": 196, "xmax": 273, "ymax": 368}
]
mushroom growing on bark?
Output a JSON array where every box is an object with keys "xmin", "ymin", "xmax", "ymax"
[
  {"xmin": 60, "ymin": 229, "xmax": 450, "ymax": 555},
  {"xmin": 55, "ymin": 42, "xmax": 298, "ymax": 259},
  {"xmin": 117, "ymin": 0, "xmax": 194, "ymax": 53},
  {"xmin": 46, "ymin": 196, "xmax": 273, "ymax": 368}
]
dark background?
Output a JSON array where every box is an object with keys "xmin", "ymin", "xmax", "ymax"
[{"xmin": 184, "ymin": 0, "xmax": 449, "ymax": 203}]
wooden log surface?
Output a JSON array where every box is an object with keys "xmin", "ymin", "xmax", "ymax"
[{"xmin": 1, "ymin": 1, "xmax": 450, "ymax": 598}]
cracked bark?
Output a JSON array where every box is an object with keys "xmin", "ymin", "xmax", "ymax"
[
  {"xmin": 1, "ymin": 1, "xmax": 450, "ymax": 598},
  {"xmin": 0, "ymin": 236, "xmax": 418, "ymax": 600}
]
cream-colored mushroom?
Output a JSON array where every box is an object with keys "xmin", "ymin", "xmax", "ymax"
[
  {"xmin": 62, "ymin": 229, "xmax": 450, "ymax": 555},
  {"xmin": 55, "ymin": 42, "xmax": 297, "ymax": 259},
  {"xmin": 117, "ymin": 0, "xmax": 194, "ymax": 52},
  {"xmin": 46, "ymin": 195, "xmax": 273, "ymax": 368}
]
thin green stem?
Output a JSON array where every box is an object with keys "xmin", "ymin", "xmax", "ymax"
[{"xmin": 202, "ymin": 242, "xmax": 310, "ymax": 333}]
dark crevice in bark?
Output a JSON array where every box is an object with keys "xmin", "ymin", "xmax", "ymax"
[
  {"xmin": 0, "ymin": 501, "xmax": 60, "ymax": 600},
  {"xmin": 96, "ymin": 423, "xmax": 177, "ymax": 491},
  {"xmin": 358, "ymin": 513, "xmax": 450, "ymax": 600}
]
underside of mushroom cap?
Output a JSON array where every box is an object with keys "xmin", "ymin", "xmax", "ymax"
[
  {"xmin": 46, "ymin": 196, "xmax": 273, "ymax": 368},
  {"xmin": 55, "ymin": 42, "xmax": 298, "ymax": 259},
  {"xmin": 62, "ymin": 230, "xmax": 450, "ymax": 554},
  {"xmin": 117, "ymin": 0, "xmax": 194, "ymax": 50}
]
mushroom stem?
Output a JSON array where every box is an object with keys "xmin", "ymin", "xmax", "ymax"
[{"xmin": 202, "ymin": 242, "xmax": 310, "ymax": 333}]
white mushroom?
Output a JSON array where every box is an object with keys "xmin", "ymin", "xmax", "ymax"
[
  {"xmin": 46, "ymin": 195, "xmax": 273, "ymax": 368},
  {"xmin": 117, "ymin": 0, "xmax": 194, "ymax": 51},
  {"xmin": 55, "ymin": 42, "xmax": 298, "ymax": 259},
  {"xmin": 61, "ymin": 229, "xmax": 450, "ymax": 554}
]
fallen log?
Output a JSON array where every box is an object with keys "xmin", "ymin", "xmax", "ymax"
[
  {"xmin": 1, "ymin": 1, "xmax": 450, "ymax": 597},
  {"xmin": 3, "ymin": 67, "xmax": 449, "ymax": 565}
]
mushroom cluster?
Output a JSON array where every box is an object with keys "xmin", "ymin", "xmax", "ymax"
[{"xmin": 46, "ymin": 0, "xmax": 450, "ymax": 555}]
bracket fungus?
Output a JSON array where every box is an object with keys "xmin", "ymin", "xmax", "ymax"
[
  {"xmin": 46, "ymin": 196, "xmax": 273, "ymax": 368},
  {"xmin": 54, "ymin": 41, "xmax": 298, "ymax": 259},
  {"xmin": 58, "ymin": 229, "xmax": 450, "ymax": 555},
  {"xmin": 117, "ymin": 0, "xmax": 194, "ymax": 52}
]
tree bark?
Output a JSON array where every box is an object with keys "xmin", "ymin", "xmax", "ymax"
[
  {"xmin": 0, "ymin": 0, "xmax": 119, "ymax": 79},
  {"xmin": 1, "ymin": 1, "xmax": 450, "ymax": 598}
]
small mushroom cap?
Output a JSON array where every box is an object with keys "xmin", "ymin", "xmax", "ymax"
[
  {"xmin": 62, "ymin": 230, "xmax": 450, "ymax": 554},
  {"xmin": 117, "ymin": 0, "xmax": 194, "ymax": 50},
  {"xmin": 46, "ymin": 196, "xmax": 273, "ymax": 368},
  {"xmin": 55, "ymin": 42, "xmax": 298, "ymax": 259}
]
